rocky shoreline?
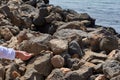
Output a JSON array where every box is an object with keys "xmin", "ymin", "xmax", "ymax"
[{"xmin": 0, "ymin": 0, "xmax": 120, "ymax": 80}]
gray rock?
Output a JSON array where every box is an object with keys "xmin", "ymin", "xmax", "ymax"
[
  {"xmin": 0, "ymin": 65, "xmax": 5, "ymax": 80},
  {"xmin": 46, "ymin": 69, "xmax": 65, "ymax": 80},
  {"xmin": 18, "ymin": 33, "xmax": 51, "ymax": 55},
  {"xmin": 57, "ymin": 21, "xmax": 87, "ymax": 31},
  {"xmin": 110, "ymin": 75, "xmax": 120, "ymax": 80},
  {"xmin": 53, "ymin": 29, "xmax": 87, "ymax": 40},
  {"xmin": 68, "ymin": 40, "xmax": 84, "ymax": 58},
  {"xmin": 49, "ymin": 39, "xmax": 68, "ymax": 54},
  {"xmin": 64, "ymin": 67, "xmax": 93, "ymax": 80},
  {"xmin": 25, "ymin": 52, "xmax": 53, "ymax": 77},
  {"xmin": 103, "ymin": 60, "xmax": 120, "ymax": 79}
]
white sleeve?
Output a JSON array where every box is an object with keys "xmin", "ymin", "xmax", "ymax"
[{"xmin": 0, "ymin": 46, "xmax": 15, "ymax": 60}]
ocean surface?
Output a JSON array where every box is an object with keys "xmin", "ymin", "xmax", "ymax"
[{"xmin": 50, "ymin": 0, "xmax": 120, "ymax": 33}]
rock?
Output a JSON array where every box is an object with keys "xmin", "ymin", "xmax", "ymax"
[
  {"xmin": 103, "ymin": 60, "xmax": 120, "ymax": 79},
  {"xmin": 33, "ymin": 6, "xmax": 50, "ymax": 26},
  {"xmin": 66, "ymin": 58, "xmax": 80, "ymax": 69},
  {"xmin": 53, "ymin": 29, "xmax": 87, "ymax": 40},
  {"xmin": 94, "ymin": 63, "xmax": 103, "ymax": 73},
  {"xmin": 46, "ymin": 69, "xmax": 65, "ymax": 80},
  {"xmin": 95, "ymin": 74, "xmax": 106, "ymax": 80},
  {"xmin": 45, "ymin": 12, "xmax": 62, "ymax": 23},
  {"xmin": 49, "ymin": 39, "xmax": 68, "ymax": 54},
  {"xmin": 0, "ymin": 27, "xmax": 13, "ymax": 41},
  {"xmin": 18, "ymin": 33, "xmax": 51, "ymax": 55},
  {"xmin": 51, "ymin": 55, "xmax": 64, "ymax": 68},
  {"xmin": 5, "ymin": 63, "xmax": 21, "ymax": 80},
  {"xmin": 68, "ymin": 40, "xmax": 84, "ymax": 58},
  {"xmin": 100, "ymin": 36, "xmax": 118, "ymax": 53},
  {"xmin": 0, "ymin": 65, "xmax": 5, "ymax": 80},
  {"xmin": 83, "ymin": 50, "xmax": 107, "ymax": 64},
  {"xmin": 60, "ymin": 68, "xmax": 71, "ymax": 74},
  {"xmin": 79, "ymin": 13, "xmax": 95, "ymax": 27},
  {"xmin": 17, "ymin": 30, "xmax": 28, "ymax": 43},
  {"xmin": 110, "ymin": 75, "xmax": 120, "ymax": 80},
  {"xmin": 64, "ymin": 67, "xmax": 93, "ymax": 80},
  {"xmin": 25, "ymin": 52, "xmax": 53, "ymax": 77},
  {"xmin": 57, "ymin": 21, "xmax": 87, "ymax": 31}
]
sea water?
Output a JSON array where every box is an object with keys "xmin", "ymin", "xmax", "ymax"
[{"xmin": 50, "ymin": 0, "xmax": 120, "ymax": 33}]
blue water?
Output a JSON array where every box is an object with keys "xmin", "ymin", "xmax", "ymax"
[{"xmin": 50, "ymin": 0, "xmax": 120, "ymax": 33}]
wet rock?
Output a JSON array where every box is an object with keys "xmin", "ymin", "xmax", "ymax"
[
  {"xmin": 103, "ymin": 60, "xmax": 120, "ymax": 79},
  {"xmin": 46, "ymin": 69, "xmax": 65, "ymax": 80},
  {"xmin": 68, "ymin": 40, "xmax": 84, "ymax": 58},
  {"xmin": 51, "ymin": 55, "xmax": 64, "ymax": 68},
  {"xmin": 49, "ymin": 39, "xmax": 68, "ymax": 54},
  {"xmin": 25, "ymin": 52, "xmax": 53, "ymax": 78},
  {"xmin": 100, "ymin": 36, "xmax": 118, "ymax": 54},
  {"xmin": 18, "ymin": 33, "xmax": 51, "ymax": 55},
  {"xmin": 0, "ymin": 65, "xmax": 5, "ymax": 80},
  {"xmin": 57, "ymin": 21, "xmax": 87, "ymax": 31},
  {"xmin": 64, "ymin": 67, "xmax": 93, "ymax": 80}
]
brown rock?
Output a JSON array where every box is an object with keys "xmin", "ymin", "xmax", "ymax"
[
  {"xmin": 0, "ymin": 65, "xmax": 5, "ymax": 80},
  {"xmin": 18, "ymin": 33, "xmax": 51, "ymax": 55},
  {"xmin": 60, "ymin": 68, "xmax": 71, "ymax": 74},
  {"xmin": 0, "ymin": 27, "xmax": 13, "ymax": 41},
  {"xmin": 51, "ymin": 55, "xmax": 64, "ymax": 68},
  {"xmin": 95, "ymin": 74, "xmax": 106, "ymax": 80},
  {"xmin": 49, "ymin": 39, "xmax": 68, "ymax": 54}
]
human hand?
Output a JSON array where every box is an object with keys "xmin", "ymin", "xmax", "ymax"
[{"xmin": 15, "ymin": 51, "xmax": 33, "ymax": 61}]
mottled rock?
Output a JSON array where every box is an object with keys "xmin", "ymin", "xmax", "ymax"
[
  {"xmin": 0, "ymin": 65, "xmax": 5, "ymax": 80},
  {"xmin": 49, "ymin": 39, "xmax": 68, "ymax": 54},
  {"xmin": 57, "ymin": 21, "xmax": 87, "ymax": 31},
  {"xmin": 25, "ymin": 52, "xmax": 53, "ymax": 77},
  {"xmin": 18, "ymin": 33, "xmax": 51, "ymax": 55},
  {"xmin": 110, "ymin": 75, "xmax": 120, "ymax": 80},
  {"xmin": 68, "ymin": 40, "xmax": 84, "ymax": 58},
  {"xmin": 100, "ymin": 36, "xmax": 118, "ymax": 53},
  {"xmin": 51, "ymin": 55, "xmax": 64, "ymax": 68},
  {"xmin": 46, "ymin": 69, "xmax": 65, "ymax": 80},
  {"xmin": 95, "ymin": 74, "xmax": 106, "ymax": 80},
  {"xmin": 53, "ymin": 29, "xmax": 87, "ymax": 40},
  {"xmin": 64, "ymin": 67, "xmax": 93, "ymax": 80},
  {"xmin": 45, "ymin": 12, "xmax": 62, "ymax": 23},
  {"xmin": 0, "ymin": 27, "xmax": 13, "ymax": 41},
  {"xmin": 103, "ymin": 60, "xmax": 120, "ymax": 79}
]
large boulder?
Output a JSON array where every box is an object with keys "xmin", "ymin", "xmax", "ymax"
[
  {"xmin": 18, "ymin": 33, "xmax": 51, "ymax": 55},
  {"xmin": 49, "ymin": 39, "xmax": 68, "ymax": 54}
]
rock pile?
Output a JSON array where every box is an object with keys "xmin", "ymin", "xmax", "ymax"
[{"xmin": 0, "ymin": 0, "xmax": 120, "ymax": 80}]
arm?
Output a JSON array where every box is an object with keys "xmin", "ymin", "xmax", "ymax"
[{"xmin": 0, "ymin": 46, "xmax": 32, "ymax": 60}]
